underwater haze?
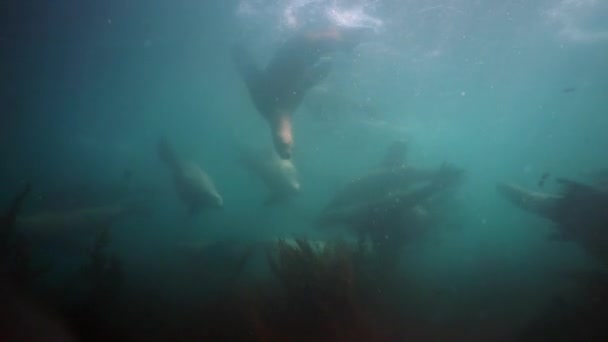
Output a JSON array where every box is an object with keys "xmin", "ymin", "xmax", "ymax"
[{"xmin": 1, "ymin": 0, "xmax": 608, "ymax": 341}]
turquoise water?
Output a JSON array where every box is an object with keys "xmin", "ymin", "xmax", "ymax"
[{"xmin": 1, "ymin": 0, "xmax": 607, "ymax": 340}]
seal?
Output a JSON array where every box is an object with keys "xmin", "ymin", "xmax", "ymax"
[
  {"xmin": 157, "ymin": 137, "xmax": 223, "ymax": 215},
  {"xmin": 1, "ymin": 178, "xmax": 151, "ymax": 249},
  {"xmin": 496, "ymin": 179, "xmax": 608, "ymax": 264},
  {"xmin": 238, "ymin": 146, "xmax": 300, "ymax": 205},
  {"xmin": 317, "ymin": 170, "xmax": 458, "ymax": 268},
  {"xmin": 316, "ymin": 141, "xmax": 463, "ymax": 264},
  {"xmin": 495, "ymin": 182, "xmax": 561, "ymax": 221},
  {"xmin": 232, "ymin": 27, "xmax": 372, "ymax": 159},
  {"xmin": 17, "ymin": 202, "xmax": 144, "ymax": 237},
  {"xmin": 319, "ymin": 161, "xmax": 461, "ymax": 228},
  {"xmin": 320, "ymin": 141, "xmax": 463, "ymax": 214}
]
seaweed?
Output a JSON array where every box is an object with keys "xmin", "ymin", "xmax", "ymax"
[
  {"xmin": 520, "ymin": 270, "xmax": 608, "ymax": 341},
  {"xmin": 55, "ymin": 226, "xmax": 128, "ymax": 341},
  {"xmin": 257, "ymin": 238, "xmax": 382, "ymax": 341}
]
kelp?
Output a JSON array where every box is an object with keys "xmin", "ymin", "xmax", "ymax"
[
  {"xmin": 256, "ymin": 238, "xmax": 381, "ymax": 341},
  {"xmin": 521, "ymin": 270, "xmax": 608, "ymax": 341},
  {"xmin": 58, "ymin": 226, "xmax": 127, "ymax": 342},
  {"xmin": 267, "ymin": 238, "xmax": 357, "ymax": 314}
]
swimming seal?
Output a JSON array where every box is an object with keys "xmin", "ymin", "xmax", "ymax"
[
  {"xmin": 497, "ymin": 179, "xmax": 608, "ymax": 264},
  {"xmin": 157, "ymin": 138, "xmax": 223, "ymax": 215},
  {"xmin": 233, "ymin": 27, "xmax": 371, "ymax": 159},
  {"xmin": 320, "ymin": 141, "xmax": 462, "ymax": 214},
  {"xmin": 238, "ymin": 146, "xmax": 300, "ymax": 205}
]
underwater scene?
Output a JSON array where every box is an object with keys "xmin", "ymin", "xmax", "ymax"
[{"xmin": 1, "ymin": 0, "xmax": 608, "ymax": 341}]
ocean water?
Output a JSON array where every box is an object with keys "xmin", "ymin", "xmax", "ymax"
[{"xmin": 1, "ymin": 0, "xmax": 607, "ymax": 341}]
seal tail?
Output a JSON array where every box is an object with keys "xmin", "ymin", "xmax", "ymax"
[{"xmin": 157, "ymin": 137, "xmax": 179, "ymax": 171}]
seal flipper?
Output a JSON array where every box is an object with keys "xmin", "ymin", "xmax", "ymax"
[
  {"xmin": 277, "ymin": 59, "xmax": 332, "ymax": 114},
  {"xmin": 232, "ymin": 45, "xmax": 262, "ymax": 92},
  {"xmin": 297, "ymin": 59, "xmax": 332, "ymax": 94},
  {"xmin": 335, "ymin": 26, "xmax": 375, "ymax": 52}
]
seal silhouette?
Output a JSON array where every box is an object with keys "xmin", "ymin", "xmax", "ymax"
[{"xmin": 233, "ymin": 27, "xmax": 371, "ymax": 159}]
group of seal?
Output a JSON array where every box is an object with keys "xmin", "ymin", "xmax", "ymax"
[
  {"xmin": 154, "ymin": 26, "xmax": 466, "ymax": 238},
  {"xmin": 3, "ymin": 27, "xmax": 465, "ymax": 262},
  {"xmin": 154, "ymin": 27, "xmax": 372, "ymax": 212},
  {"xmin": 153, "ymin": 136, "xmax": 464, "ymax": 259},
  {"xmin": 156, "ymin": 137, "xmax": 300, "ymax": 213}
]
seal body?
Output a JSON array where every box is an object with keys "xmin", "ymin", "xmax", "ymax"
[
  {"xmin": 157, "ymin": 138, "xmax": 223, "ymax": 215},
  {"xmin": 321, "ymin": 141, "xmax": 462, "ymax": 218},
  {"xmin": 497, "ymin": 180, "xmax": 608, "ymax": 264},
  {"xmin": 239, "ymin": 147, "xmax": 300, "ymax": 205},
  {"xmin": 496, "ymin": 183, "xmax": 560, "ymax": 221},
  {"xmin": 233, "ymin": 27, "xmax": 370, "ymax": 159},
  {"xmin": 322, "ymin": 166, "xmax": 439, "ymax": 214}
]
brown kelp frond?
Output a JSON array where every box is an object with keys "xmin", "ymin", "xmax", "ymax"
[
  {"xmin": 263, "ymin": 238, "xmax": 377, "ymax": 340},
  {"xmin": 521, "ymin": 270, "xmax": 608, "ymax": 341},
  {"xmin": 267, "ymin": 238, "xmax": 356, "ymax": 298}
]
